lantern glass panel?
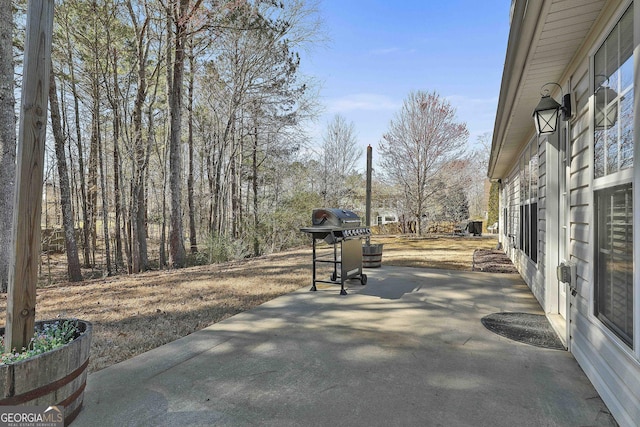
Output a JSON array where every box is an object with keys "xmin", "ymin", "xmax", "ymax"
[{"xmin": 535, "ymin": 108, "xmax": 559, "ymax": 134}]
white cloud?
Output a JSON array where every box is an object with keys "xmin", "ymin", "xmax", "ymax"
[{"xmin": 327, "ymin": 93, "xmax": 401, "ymax": 113}]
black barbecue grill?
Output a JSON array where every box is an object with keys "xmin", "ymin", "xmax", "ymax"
[{"xmin": 300, "ymin": 208, "xmax": 371, "ymax": 295}]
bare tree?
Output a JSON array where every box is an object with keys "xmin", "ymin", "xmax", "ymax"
[
  {"xmin": 126, "ymin": 0, "xmax": 153, "ymax": 273},
  {"xmin": 0, "ymin": 0, "xmax": 15, "ymax": 292},
  {"xmin": 49, "ymin": 63, "xmax": 83, "ymax": 282},
  {"xmin": 187, "ymin": 36, "xmax": 198, "ymax": 254},
  {"xmin": 466, "ymin": 131, "xmax": 491, "ymax": 219},
  {"xmin": 168, "ymin": 0, "xmax": 204, "ymax": 268},
  {"xmin": 379, "ymin": 91, "xmax": 468, "ymax": 235},
  {"xmin": 319, "ymin": 114, "xmax": 362, "ymax": 207},
  {"xmin": 102, "ymin": 13, "xmax": 125, "ymax": 271},
  {"xmin": 1, "ymin": 0, "xmax": 326, "ymax": 284},
  {"xmin": 428, "ymin": 158, "xmax": 472, "ymax": 224},
  {"xmin": 58, "ymin": 0, "xmax": 91, "ymax": 268},
  {"xmin": 192, "ymin": 0, "xmax": 321, "ymax": 256}
]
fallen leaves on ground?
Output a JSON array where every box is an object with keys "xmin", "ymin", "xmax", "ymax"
[{"xmin": 472, "ymin": 249, "xmax": 518, "ymax": 273}]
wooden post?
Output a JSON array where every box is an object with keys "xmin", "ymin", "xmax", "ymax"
[
  {"xmin": 5, "ymin": 0, "xmax": 54, "ymax": 352},
  {"xmin": 365, "ymin": 145, "xmax": 372, "ymax": 245}
]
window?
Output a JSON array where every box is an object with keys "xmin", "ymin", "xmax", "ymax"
[
  {"xmin": 519, "ymin": 140, "xmax": 538, "ymax": 263},
  {"xmin": 595, "ymin": 185, "xmax": 633, "ymax": 345},
  {"xmin": 593, "ymin": 4, "xmax": 634, "ymax": 347},
  {"xmin": 503, "ymin": 207, "xmax": 508, "ymax": 237},
  {"xmin": 594, "ymin": 5, "xmax": 633, "ymax": 179}
]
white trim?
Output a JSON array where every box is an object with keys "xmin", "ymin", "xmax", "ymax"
[
  {"xmin": 560, "ymin": 99, "xmax": 572, "ymax": 347},
  {"xmin": 633, "ymin": 0, "xmax": 640, "ymax": 359},
  {"xmin": 593, "ymin": 168, "xmax": 634, "ymax": 190},
  {"xmin": 544, "ymin": 131, "xmax": 560, "ymax": 316},
  {"xmin": 572, "ymin": 342, "xmax": 638, "ymax": 427},
  {"xmin": 588, "ymin": 0, "xmax": 635, "ymax": 58},
  {"xmin": 587, "ymin": 0, "xmax": 639, "ymax": 361},
  {"xmin": 588, "ymin": 34, "xmax": 596, "ymax": 328}
]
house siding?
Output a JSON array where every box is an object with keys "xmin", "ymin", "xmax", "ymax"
[
  {"xmin": 538, "ymin": 137, "xmax": 547, "ymax": 297},
  {"xmin": 532, "ymin": 136, "xmax": 545, "ymax": 307},
  {"xmin": 505, "ymin": 168, "xmax": 519, "ymax": 259},
  {"xmin": 503, "ymin": 141, "xmax": 545, "ymax": 306},
  {"xmin": 494, "ymin": 2, "xmax": 640, "ymax": 424},
  {"xmin": 564, "ymin": 10, "xmax": 640, "ymax": 426}
]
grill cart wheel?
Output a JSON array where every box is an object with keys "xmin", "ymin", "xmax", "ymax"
[{"xmin": 360, "ymin": 274, "xmax": 367, "ymax": 285}]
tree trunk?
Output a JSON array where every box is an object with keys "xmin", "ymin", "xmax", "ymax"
[
  {"xmin": 159, "ymin": 4, "xmax": 173, "ymax": 269},
  {"xmin": 168, "ymin": 0, "xmax": 189, "ymax": 268},
  {"xmin": 230, "ymin": 154, "xmax": 238, "ymax": 238},
  {"xmin": 96, "ymin": 106, "xmax": 112, "ymax": 276},
  {"xmin": 113, "ymin": 133, "xmax": 123, "ymax": 270},
  {"xmin": 127, "ymin": 0, "xmax": 151, "ymax": 273},
  {"xmin": 64, "ymin": 14, "xmax": 92, "ymax": 268},
  {"xmin": 206, "ymin": 147, "xmax": 215, "ymax": 235},
  {"xmin": 132, "ymin": 183, "xmax": 147, "ymax": 272},
  {"xmin": 107, "ymin": 44, "xmax": 124, "ymax": 271},
  {"xmin": 48, "ymin": 65, "xmax": 83, "ymax": 282},
  {"xmin": 0, "ymin": 0, "xmax": 15, "ymax": 293},
  {"xmin": 87, "ymin": 92, "xmax": 99, "ymax": 265},
  {"xmin": 160, "ymin": 179, "xmax": 168, "ymax": 268},
  {"xmin": 214, "ymin": 138, "xmax": 224, "ymax": 234},
  {"xmin": 187, "ymin": 38, "xmax": 197, "ymax": 254},
  {"xmin": 252, "ymin": 123, "xmax": 259, "ymax": 256}
]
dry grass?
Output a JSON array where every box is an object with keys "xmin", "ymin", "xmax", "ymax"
[
  {"xmin": 0, "ymin": 234, "xmax": 499, "ymax": 373},
  {"xmin": 372, "ymin": 235, "xmax": 498, "ymax": 270}
]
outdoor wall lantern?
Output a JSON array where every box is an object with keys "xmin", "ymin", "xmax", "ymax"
[
  {"xmin": 594, "ymin": 76, "xmax": 619, "ymax": 130},
  {"xmin": 532, "ymin": 82, "xmax": 572, "ymax": 135}
]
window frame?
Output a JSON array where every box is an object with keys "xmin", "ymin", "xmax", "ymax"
[
  {"xmin": 594, "ymin": 184, "xmax": 634, "ymax": 346},
  {"xmin": 589, "ymin": 1, "xmax": 637, "ymax": 352}
]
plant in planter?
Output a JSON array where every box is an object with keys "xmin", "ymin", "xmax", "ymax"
[
  {"xmin": 0, "ymin": 319, "xmax": 92, "ymax": 425},
  {"xmin": 1, "ymin": 319, "xmax": 82, "ymax": 365}
]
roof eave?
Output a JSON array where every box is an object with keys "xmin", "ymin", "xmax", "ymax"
[{"xmin": 488, "ymin": 0, "xmax": 545, "ymax": 180}]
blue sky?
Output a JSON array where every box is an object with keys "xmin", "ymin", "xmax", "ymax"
[{"xmin": 301, "ymin": 0, "xmax": 511, "ymax": 169}]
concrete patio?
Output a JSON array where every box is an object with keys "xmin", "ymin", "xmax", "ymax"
[{"xmin": 72, "ymin": 265, "xmax": 616, "ymax": 426}]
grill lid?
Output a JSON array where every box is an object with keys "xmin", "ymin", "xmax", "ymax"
[{"xmin": 312, "ymin": 208, "xmax": 361, "ymax": 228}]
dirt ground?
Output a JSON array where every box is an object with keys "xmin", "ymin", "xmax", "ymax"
[{"xmin": 0, "ymin": 234, "xmax": 512, "ymax": 373}]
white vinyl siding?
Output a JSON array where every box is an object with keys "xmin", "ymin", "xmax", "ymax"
[
  {"xmin": 570, "ymin": 65, "xmax": 593, "ymax": 299},
  {"xmin": 566, "ymin": 2, "xmax": 640, "ymax": 425},
  {"xmin": 495, "ymin": 1, "xmax": 640, "ymax": 424},
  {"xmin": 538, "ymin": 135, "xmax": 548, "ymax": 281},
  {"xmin": 503, "ymin": 139, "xmax": 545, "ymax": 305}
]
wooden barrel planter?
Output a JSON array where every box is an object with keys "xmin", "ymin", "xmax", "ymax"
[
  {"xmin": 362, "ymin": 244, "xmax": 383, "ymax": 268},
  {"xmin": 0, "ymin": 319, "xmax": 92, "ymax": 425}
]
